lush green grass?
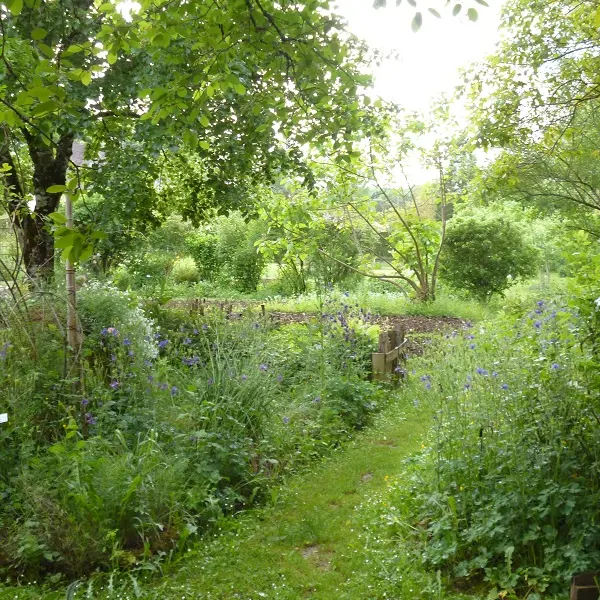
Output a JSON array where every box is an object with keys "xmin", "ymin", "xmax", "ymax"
[{"xmin": 0, "ymin": 397, "xmax": 468, "ymax": 600}]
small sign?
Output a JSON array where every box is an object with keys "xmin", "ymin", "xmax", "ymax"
[{"xmin": 0, "ymin": 413, "xmax": 7, "ymax": 424}]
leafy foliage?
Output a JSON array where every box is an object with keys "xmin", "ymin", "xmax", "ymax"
[{"xmin": 441, "ymin": 211, "xmax": 539, "ymax": 301}]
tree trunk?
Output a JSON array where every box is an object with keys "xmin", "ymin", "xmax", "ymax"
[{"xmin": 19, "ymin": 133, "xmax": 74, "ymax": 280}]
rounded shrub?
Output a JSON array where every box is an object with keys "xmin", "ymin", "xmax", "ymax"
[{"xmin": 172, "ymin": 256, "xmax": 199, "ymax": 284}]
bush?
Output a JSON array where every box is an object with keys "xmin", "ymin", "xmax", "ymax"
[
  {"xmin": 172, "ymin": 256, "xmax": 199, "ymax": 284},
  {"xmin": 441, "ymin": 211, "xmax": 539, "ymax": 301}
]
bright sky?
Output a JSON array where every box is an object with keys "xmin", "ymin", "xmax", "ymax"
[
  {"xmin": 333, "ymin": 1, "xmax": 504, "ymax": 183},
  {"xmin": 335, "ymin": 0, "xmax": 504, "ymax": 112}
]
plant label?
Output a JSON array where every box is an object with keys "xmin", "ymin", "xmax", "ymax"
[{"xmin": 0, "ymin": 413, "xmax": 7, "ymax": 424}]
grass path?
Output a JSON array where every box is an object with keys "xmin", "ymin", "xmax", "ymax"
[{"xmin": 1, "ymin": 400, "xmax": 434, "ymax": 600}]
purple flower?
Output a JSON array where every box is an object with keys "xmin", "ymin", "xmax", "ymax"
[
  {"xmin": 159, "ymin": 383, "xmax": 168, "ymax": 391},
  {"xmin": 394, "ymin": 366, "xmax": 406, "ymax": 375},
  {"xmin": 476, "ymin": 368, "xmax": 488, "ymax": 376},
  {"xmin": 501, "ymin": 383, "xmax": 509, "ymax": 390},
  {"xmin": 252, "ymin": 322, "xmax": 260, "ymax": 330},
  {"xmin": 466, "ymin": 334, "xmax": 475, "ymax": 340},
  {"xmin": 81, "ymin": 398, "xmax": 89, "ymax": 407},
  {"xmin": 241, "ymin": 374, "xmax": 248, "ymax": 381},
  {"xmin": 202, "ymin": 324, "xmax": 208, "ymax": 331},
  {"xmin": 313, "ymin": 396, "xmax": 321, "ymax": 403},
  {"xmin": 282, "ymin": 416, "xmax": 290, "ymax": 424},
  {"xmin": 464, "ymin": 383, "xmax": 471, "ymax": 390},
  {"xmin": 158, "ymin": 339, "xmax": 169, "ymax": 348},
  {"xmin": 537, "ymin": 300, "xmax": 544, "ymax": 307},
  {"xmin": 551, "ymin": 363, "xmax": 560, "ymax": 370},
  {"xmin": 207, "ymin": 378, "xmax": 214, "ymax": 386},
  {"xmin": 420, "ymin": 375, "xmax": 431, "ymax": 382},
  {"xmin": 85, "ymin": 413, "xmax": 97, "ymax": 425},
  {"xmin": 259, "ymin": 363, "xmax": 268, "ymax": 372},
  {"xmin": 111, "ymin": 354, "xmax": 117, "ymax": 362},
  {"xmin": 184, "ymin": 338, "xmax": 192, "ymax": 345},
  {"xmin": 128, "ymin": 350, "xmax": 134, "ymax": 357},
  {"xmin": 171, "ymin": 386, "xmax": 179, "ymax": 395},
  {"xmin": 424, "ymin": 381, "xmax": 431, "ymax": 390},
  {"xmin": 144, "ymin": 359, "xmax": 152, "ymax": 367},
  {"xmin": 277, "ymin": 374, "xmax": 283, "ymax": 383},
  {"xmin": 469, "ymin": 344, "xmax": 476, "ymax": 350},
  {"xmin": 492, "ymin": 371, "xmax": 498, "ymax": 378},
  {"xmin": 193, "ymin": 328, "xmax": 199, "ymax": 335},
  {"xmin": 534, "ymin": 320, "xmax": 542, "ymax": 329},
  {"xmin": 100, "ymin": 328, "xmax": 108, "ymax": 336},
  {"xmin": 123, "ymin": 338, "xmax": 131, "ymax": 346},
  {"xmin": 110, "ymin": 380, "xmax": 119, "ymax": 389}
]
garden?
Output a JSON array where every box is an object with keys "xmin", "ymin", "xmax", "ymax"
[{"xmin": 1, "ymin": 0, "xmax": 600, "ymax": 598}]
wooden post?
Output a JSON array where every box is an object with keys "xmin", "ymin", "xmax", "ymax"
[
  {"xmin": 571, "ymin": 573, "xmax": 600, "ymax": 600},
  {"xmin": 261, "ymin": 303, "xmax": 266, "ymax": 318},
  {"xmin": 372, "ymin": 325, "xmax": 406, "ymax": 382}
]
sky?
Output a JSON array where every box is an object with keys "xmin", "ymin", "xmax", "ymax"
[
  {"xmin": 335, "ymin": 0, "xmax": 504, "ymax": 112},
  {"xmin": 331, "ymin": 1, "xmax": 504, "ymax": 182}
]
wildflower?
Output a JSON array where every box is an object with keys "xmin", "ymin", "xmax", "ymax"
[
  {"xmin": 551, "ymin": 363, "xmax": 560, "ymax": 370},
  {"xmin": 501, "ymin": 383, "xmax": 509, "ymax": 390},
  {"xmin": 85, "ymin": 413, "xmax": 97, "ymax": 425},
  {"xmin": 259, "ymin": 363, "xmax": 268, "ymax": 372},
  {"xmin": 252, "ymin": 322, "xmax": 260, "ymax": 330},
  {"xmin": 475, "ymin": 368, "xmax": 489, "ymax": 376},
  {"xmin": 282, "ymin": 416, "xmax": 290, "ymax": 424},
  {"xmin": 313, "ymin": 396, "xmax": 321, "ymax": 403},
  {"xmin": 537, "ymin": 300, "xmax": 544, "ymax": 307},
  {"xmin": 277, "ymin": 374, "xmax": 283, "ymax": 383},
  {"xmin": 128, "ymin": 350, "xmax": 134, "ymax": 357},
  {"xmin": 394, "ymin": 366, "xmax": 406, "ymax": 375},
  {"xmin": 492, "ymin": 371, "xmax": 498, "ymax": 378},
  {"xmin": 110, "ymin": 380, "xmax": 119, "ymax": 389},
  {"xmin": 466, "ymin": 334, "xmax": 475, "ymax": 340},
  {"xmin": 207, "ymin": 378, "xmax": 214, "ymax": 386},
  {"xmin": 193, "ymin": 328, "xmax": 199, "ymax": 335},
  {"xmin": 171, "ymin": 386, "xmax": 179, "ymax": 396},
  {"xmin": 184, "ymin": 338, "xmax": 192, "ymax": 345},
  {"xmin": 148, "ymin": 375, "xmax": 154, "ymax": 382},
  {"xmin": 202, "ymin": 324, "xmax": 208, "ymax": 331},
  {"xmin": 534, "ymin": 320, "xmax": 542, "ymax": 329},
  {"xmin": 424, "ymin": 381, "xmax": 431, "ymax": 390},
  {"xmin": 464, "ymin": 383, "xmax": 471, "ymax": 390},
  {"xmin": 100, "ymin": 328, "xmax": 108, "ymax": 336},
  {"xmin": 81, "ymin": 398, "xmax": 89, "ymax": 407},
  {"xmin": 241, "ymin": 374, "xmax": 248, "ymax": 381},
  {"xmin": 111, "ymin": 354, "xmax": 117, "ymax": 362},
  {"xmin": 469, "ymin": 343, "xmax": 476, "ymax": 350},
  {"xmin": 107, "ymin": 327, "xmax": 118, "ymax": 336},
  {"xmin": 123, "ymin": 338, "xmax": 132, "ymax": 346},
  {"xmin": 144, "ymin": 359, "xmax": 152, "ymax": 367},
  {"xmin": 158, "ymin": 339, "xmax": 169, "ymax": 348}
]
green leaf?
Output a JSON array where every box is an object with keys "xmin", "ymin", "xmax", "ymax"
[
  {"xmin": 31, "ymin": 28, "xmax": 48, "ymax": 40},
  {"xmin": 9, "ymin": 0, "xmax": 23, "ymax": 16},
  {"xmin": 411, "ymin": 11, "xmax": 422, "ymax": 32},
  {"xmin": 78, "ymin": 244, "xmax": 94, "ymax": 263},
  {"xmin": 595, "ymin": 6, "xmax": 600, "ymax": 28},
  {"xmin": 428, "ymin": 8, "xmax": 441, "ymax": 17},
  {"xmin": 467, "ymin": 7, "xmax": 478, "ymax": 21},
  {"xmin": 37, "ymin": 43, "xmax": 55, "ymax": 58},
  {"xmin": 55, "ymin": 233, "xmax": 78, "ymax": 249},
  {"xmin": 31, "ymin": 100, "xmax": 60, "ymax": 117},
  {"xmin": 452, "ymin": 3, "xmax": 462, "ymax": 16},
  {"xmin": 48, "ymin": 212, "xmax": 67, "ymax": 224},
  {"xmin": 81, "ymin": 71, "xmax": 92, "ymax": 86},
  {"xmin": 98, "ymin": 2, "xmax": 114, "ymax": 12},
  {"xmin": 107, "ymin": 53, "xmax": 117, "ymax": 65},
  {"xmin": 46, "ymin": 185, "xmax": 67, "ymax": 193},
  {"xmin": 234, "ymin": 83, "xmax": 246, "ymax": 95},
  {"xmin": 199, "ymin": 115, "xmax": 210, "ymax": 127},
  {"xmin": 199, "ymin": 140, "xmax": 210, "ymax": 150}
]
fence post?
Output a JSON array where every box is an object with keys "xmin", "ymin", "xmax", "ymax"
[{"xmin": 372, "ymin": 325, "xmax": 406, "ymax": 382}]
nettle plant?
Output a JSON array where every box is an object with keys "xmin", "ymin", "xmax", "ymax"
[{"xmin": 384, "ymin": 300, "xmax": 600, "ymax": 599}]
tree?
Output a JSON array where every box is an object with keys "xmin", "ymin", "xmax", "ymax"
[
  {"xmin": 0, "ymin": 0, "xmax": 375, "ymax": 278},
  {"xmin": 441, "ymin": 211, "xmax": 539, "ymax": 301}
]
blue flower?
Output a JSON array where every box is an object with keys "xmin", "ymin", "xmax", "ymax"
[
  {"xmin": 551, "ymin": 363, "xmax": 560, "ymax": 370},
  {"xmin": 158, "ymin": 339, "xmax": 169, "ymax": 348},
  {"xmin": 110, "ymin": 380, "xmax": 119, "ymax": 389},
  {"xmin": 259, "ymin": 363, "xmax": 268, "ymax": 372},
  {"xmin": 85, "ymin": 413, "xmax": 97, "ymax": 425},
  {"xmin": 464, "ymin": 383, "xmax": 471, "ymax": 390},
  {"xmin": 313, "ymin": 396, "xmax": 321, "ymax": 403},
  {"xmin": 492, "ymin": 371, "xmax": 498, "ymax": 378},
  {"xmin": 207, "ymin": 378, "xmax": 214, "ymax": 386},
  {"xmin": 277, "ymin": 374, "xmax": 283, "ymax": 383},
  {"xmin": 171, "ymin": 386, "xmax": 179, "ymax": 396},
  {"xmin": 534, "ymin": 320, "xmax": 542, "ymax": 329},
  {"xmin": 184, "ymin": 338, "xmax": 192, "ymax": 345},
  {"xmin": 282, "ymin": 416, "xmax": 290, "ymax": 424},
  {"xmin": 241, "ymin": 374, "xmax": 248, "ymax": 381},
  {"xmin": 100, "ymin": 328, "xmax": 108, "ymax": 336},
  {"xmin": 501, "ymin": 383, "xmax": 509, "ymax": 390},
  {"xmin": 469, "ymin": 344, "xmax": 476, "ymax": 350},
  {"xmin": 123, "ymin": 338, "xmax": 131, "ymax": 346},
  {"xmin": 537, "ymin": 300, "xmax": 544, "ymax": 307},
  {"xmin": 202, "ymin": 324, "xmax": 208, "ymax": 331},
  {"xmin": 476, "ymin": 368, "xmax": 488, "ymax": 376},
  {"xmin": 81, "ymin": 398, "xmax": 89, "ymax": 407}
]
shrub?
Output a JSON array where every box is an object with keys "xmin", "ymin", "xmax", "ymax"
[
  {"xmin": 441, "ymin": 211, "xmax": 539, "ymax": 301},
  {"xmin": 172, "ymin": 256, "xmax": 199, "ymax": 284}
]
